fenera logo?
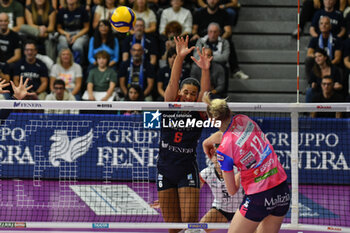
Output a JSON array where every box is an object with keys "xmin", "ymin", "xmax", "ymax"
[{"xmin": 13, "ymin": 102, "xmax": 42, "ymax": 108}]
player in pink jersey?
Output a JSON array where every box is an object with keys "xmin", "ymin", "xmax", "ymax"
[{"xmin": 202, "ymin": 94, "xmax": 290, "ymax": 233}]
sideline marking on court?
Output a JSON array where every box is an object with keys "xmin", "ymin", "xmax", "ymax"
[{"xmin": 70, "ymin": 184, "xmax": 158, "ymax": 216}]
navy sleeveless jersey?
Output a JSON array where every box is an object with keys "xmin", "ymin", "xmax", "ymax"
[{"xmin": 157, "ymin": 110, "xmax": 204, "ymax": 176}]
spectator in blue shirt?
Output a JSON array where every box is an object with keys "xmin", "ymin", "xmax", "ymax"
[{"xmin": 88, "ymin": 20, "xmax": 119, "ymax": 70}]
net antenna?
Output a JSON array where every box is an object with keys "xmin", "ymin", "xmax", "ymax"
[{"xmin": 296, "ymin": 0, "xmax": 301, "ymax": 104}]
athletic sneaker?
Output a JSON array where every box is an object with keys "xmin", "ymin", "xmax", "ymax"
[{"xmin": 233, "ymin": 70, "xmax": 249, "ymax": 80}]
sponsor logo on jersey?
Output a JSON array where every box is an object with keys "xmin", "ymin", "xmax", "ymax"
[
  {"xmin": 217, "ymin": 154, "xmax": 224, "ymax": 161},
  {"xmin": 161, "ymin": 140, "xmax": 168, "ymax": 148},
  {"xmin": 253, "ymin": 145, "xmax": 272, "ymax": 168},
  {"xmin": 236, "ymin": 121, "xmax": 254, "ymax": 147},
  {"xmin": 264, "ymin": 192, "xmax": 290, "ymax": 209},
  {"xmin": 254, "ymin": 167, "xmax": 278, "ymax": 183},
  {"xmin": 187, "ymin": 173, "xmax": 193, "ymax": 180},
  {"xmin": 240, "ymin": 151, "xmax": 256, "ymax": 169},
  {"xmin": 259, "ymin": 158, "xmax": 274, "ymax": 173},
  {"xmin": 241, "ymin": 197, "xmax": 250, "ymax": 213},
  {"xmin": 167, "ymin": 144, "xmax": 194, "ymax": 154},
  {"xmin": 189, "ymin": 180, "xmax": 195, "ymax": 186}
]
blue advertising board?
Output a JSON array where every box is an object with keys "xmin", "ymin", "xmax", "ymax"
[{"xmin": 0, "ymin": 113, "xmax": 348, "ymax": 184}]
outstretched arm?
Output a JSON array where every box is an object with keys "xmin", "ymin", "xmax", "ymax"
[
  {"xmin": 164, "ymin": 36, "xmax": 195, "ymax": 102},
  {"xmin": 191, "ymin": 47, "xmax": 212, "ymax": 102},
  {"xmin": 203, "ymin": 131, "xmax": 223, "ymax": 159}
]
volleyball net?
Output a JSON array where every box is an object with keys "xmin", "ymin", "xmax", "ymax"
[{"xmin": 0, "ymin": 100, "xmax": 348, "ymax": 232}]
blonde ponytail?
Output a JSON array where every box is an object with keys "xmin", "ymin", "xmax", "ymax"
[{"xmin": 203, "ymin": 92, "xmax": 231, "ymax": 121}]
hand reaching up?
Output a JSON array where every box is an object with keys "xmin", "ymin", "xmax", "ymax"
[
  {"xmin": 10, "ymin": 76, "xmax": 36, "ymax": 100},
  {"xmin": 174, "ymin": 35, "xmax": 195, "ymax": 59},
  {"xmin": 0, "ymin": 79, "xmax": 10, "ymax": 94},
  {"xmin": 191, "ymin": 47, "xmax": 212, "ymax": 71}
]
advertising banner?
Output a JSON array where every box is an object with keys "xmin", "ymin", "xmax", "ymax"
[{"xmin": 0, "ymin": 113, "xmax": 348, "ymax": 184}]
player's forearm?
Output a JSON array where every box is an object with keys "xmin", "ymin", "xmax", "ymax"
[
  {"xmin": 223, "ymin": 172, "xmax": 239, "ymax": 196},
  {"xmin": 203, "ymin": 131, "xmax": 223, "ymax": 157},
  {"xmin": 198, "ymin": 69, "xmax": 210, "ymax": 102},
  {"xmin": 164, "ymin": 55, "xmax": 184, "ymax": 101},
  {"xmin": 235, "ymin": 173, "xmax": 241, "ymax": 188}
]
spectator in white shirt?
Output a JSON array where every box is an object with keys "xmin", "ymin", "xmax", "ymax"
[
  {"xmin": 50, "ymin": 48, "xmax": 83, "ymax": 100},
  {"xmin": 159, "ymin": 0, "xmax": 192, "ymax": 35}
]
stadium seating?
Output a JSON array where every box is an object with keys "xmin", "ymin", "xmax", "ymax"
[{"xmin": 229, "ymin": 0, "xmax": 309, "ymax": 102}]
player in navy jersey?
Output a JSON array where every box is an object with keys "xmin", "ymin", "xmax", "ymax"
[{"xmin": 157, "ymin": 36, "xmax": 212, "ymax": 233}]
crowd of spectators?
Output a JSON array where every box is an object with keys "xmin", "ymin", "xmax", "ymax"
[
  {"xmin": 4, "ymin": 0, "xmax": 350, "ymax": 118},
  {"xmin": 0, "ymin": 0, "xmax": 249, "ymax": 107},
  {"xmin": 293, "ymin": 0, "xmax": 350, "ymax": 117}
]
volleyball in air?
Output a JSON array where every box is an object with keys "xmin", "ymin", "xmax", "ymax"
[{"xmin": 110, "ymin": 6, "xmax": 136, "ymax": 33}]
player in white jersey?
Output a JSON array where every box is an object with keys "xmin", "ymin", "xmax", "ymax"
[{"xmin": 199, "ymin": 145, "xmax": 242, "ymax": 233}]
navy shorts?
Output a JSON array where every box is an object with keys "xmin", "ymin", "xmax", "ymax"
[
  {"xmin": 239, "ymin": 181, "xmax": 290, "ymax": 222},
  {"xmin": 212, "ymin": 207, "xmax": 235, "ymax": 221},
  {"xmin": 157, "ymin": 162, "xmax": 200, "ymax": 191}
]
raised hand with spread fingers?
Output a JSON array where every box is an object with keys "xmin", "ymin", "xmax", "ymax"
[
  {"xmin": 0, "ymin": 79, "xmax": 10, "ymax": 95},
  {"xmin": 11, "ymin": 76, "xmax": 36, "ymax": 100}
]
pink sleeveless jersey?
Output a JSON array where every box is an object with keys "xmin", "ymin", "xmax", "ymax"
[{"xmin": 217, "ymin": 114, "xmax": 287, "ymax": 195}]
